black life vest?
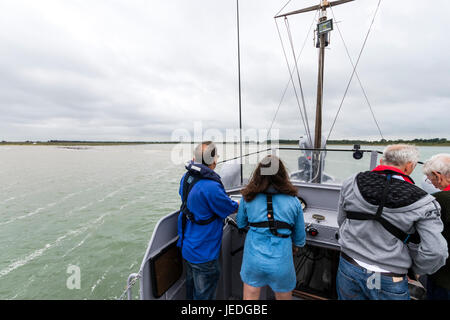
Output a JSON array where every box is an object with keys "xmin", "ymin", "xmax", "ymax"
[
  {"xmin": 179, "ymin": 171, "xmax": 220, "ymax": 248},
  {"xmin": 248, "ymin": 192, "xmax": 294, "ymax": 238},
  {"xmin": 346, "ymin": 169, "xmax": 426, "ymax": 244}
]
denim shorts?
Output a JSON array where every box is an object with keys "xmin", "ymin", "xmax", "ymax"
[
  {"xmin": 336, "ymin": 256, "xmax": 410, "ymax": 300},
  {"xmin": 184, "ymin": 259, "xmax": 221, "ymax": 300}
]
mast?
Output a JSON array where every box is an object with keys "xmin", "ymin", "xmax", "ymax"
[
  {"xmin": 275, "ymin": 0, "xmax": 354, "ymax": 183},
  {"xmin": 312, "ymin": 3, "xmax": 327, "ymax": 183}
]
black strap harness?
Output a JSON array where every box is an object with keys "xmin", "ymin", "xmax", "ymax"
[
  {"xmin": 248, "ymin": 193, "xmax": 293, "ymax": 238},
  {"xmin": 180, "ymin": 172, "xmax": 219, "ymax": 248},
  {"xmin": 346, "ymin": 170, "xmax": 421, "ymax": 244}
]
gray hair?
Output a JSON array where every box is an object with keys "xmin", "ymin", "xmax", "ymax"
[
  {"xmin": 423, "ymin": 153, "xmax": 450, "ymax": 178},
  {"xmin": 381, "ymin": 144, "xmax": 420, "ymax": 166},
  {"xmin": 194, "ymin": 141, "xmax": 217, "ymax": 166}
]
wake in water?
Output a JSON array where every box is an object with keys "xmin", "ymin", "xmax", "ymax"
[
  {"xmin": 0, "ymin": 211, "xmax": 112, "ymax": 279},
  {"xmin": 90, "ymin": 266, "xmax": 113, "ymax": 294},
  {"xmin": 0, "ymin": 148, "xmax": 180, "ymax": 299}
]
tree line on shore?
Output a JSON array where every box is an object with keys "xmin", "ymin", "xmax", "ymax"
[{"xmin": 0, "ymin": 138, "xmax": 449, "ymax": 146}]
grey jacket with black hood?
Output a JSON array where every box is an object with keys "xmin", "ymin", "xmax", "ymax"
[{"xmin": 338, "ymin": 170, "xmax": 448, "ymax": 275}]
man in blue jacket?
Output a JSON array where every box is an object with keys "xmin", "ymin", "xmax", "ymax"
[{"xmin": 177, "ymin": 141, "xmax": 239, "ymax": 300}]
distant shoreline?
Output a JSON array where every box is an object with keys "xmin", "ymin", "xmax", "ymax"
[{"xmin": 1, "ymin": 139, "xmax": 449, "ymax": 147}]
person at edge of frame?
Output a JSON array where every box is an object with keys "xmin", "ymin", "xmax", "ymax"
[{"xmin": 423, "ymin": 153, "xmax": 450, "ymax": 300}]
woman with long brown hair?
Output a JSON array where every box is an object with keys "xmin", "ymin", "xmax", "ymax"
[{"xmin": 236, "ymin": 155, "xmax": 306, "ymax": 300}]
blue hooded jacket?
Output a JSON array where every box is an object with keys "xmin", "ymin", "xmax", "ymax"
[{"xmin": 177, "ymin": 161, "xmax": 239, "ymax": 264}]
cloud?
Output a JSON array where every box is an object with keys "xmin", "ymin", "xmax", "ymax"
[{"xmin": 0, "ymin": 0, "xmax": 448, "ymax": 141}]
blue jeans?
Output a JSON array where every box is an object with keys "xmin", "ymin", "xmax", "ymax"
[
  {"xmin": 336, "ymin": 256, "xmax": 410, "ymax": 300},
  {"xmin": 184, "ymin": 259, "xmax": 220, "ymax": 300},
  {"xmin": 427, "ymin": 278, "xmax": 450, "ymax": 300}
]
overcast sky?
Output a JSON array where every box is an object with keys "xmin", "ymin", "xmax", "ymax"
[{"xmin": 0, "ymin": 0, "xmax": 448, "ymax": 142}]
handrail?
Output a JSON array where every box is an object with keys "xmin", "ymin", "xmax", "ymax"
[
  {"xmin": 217, "ymin": 146, "xmax": 382, "ymax": 164},
  {"xmin": 126, "ymin": 273, "xmax": 140, "ymax": 300}
]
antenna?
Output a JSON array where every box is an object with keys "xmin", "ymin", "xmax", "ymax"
[{"xmin": 236, "ymin": 0, "xmax": 244, "ymax": 185}]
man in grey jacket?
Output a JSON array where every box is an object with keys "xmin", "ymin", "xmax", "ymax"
[{"xmin": 336, "ymin": 144, "xmax": 448, "ymax": 300}]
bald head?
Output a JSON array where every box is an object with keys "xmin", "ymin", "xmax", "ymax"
[{"xmin": 194, "ymin": 141, "xmax": 218, "ymax": 169}]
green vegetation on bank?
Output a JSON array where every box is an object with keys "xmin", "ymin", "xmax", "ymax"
[
  {"xmin": 275, "ymin": 138, "xmax": 450, "ymax": 146},
  {"xmin": 0, "ymin": 140, "xmax": 176, "ymax": 146},
  {"xmin": 278, "ymin": 138, "xmax": 450, "ymax": 146},
  {"xmin": 326, "ymin": 138, "xmax": 450, "ymax": 146},
  {"xmin": 1, "ymin": 138, "xmax": 449, "ymax": 146}
]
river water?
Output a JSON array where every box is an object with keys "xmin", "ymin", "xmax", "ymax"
[{"xmin": 0, "ymin": 144, "xmax": 448, "ymax": 299}]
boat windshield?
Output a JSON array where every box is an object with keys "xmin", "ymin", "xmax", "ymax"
[
  {"xmin": 279, "ymin": 145, "xmax": 379, "ymax": 185},
  {"xmin": 215, "ymin": 143, "xmax": 431, "ymax": 190},
  {"xmin": 215, "ymin": 143, "xmax": 427, "ymax": 188}
]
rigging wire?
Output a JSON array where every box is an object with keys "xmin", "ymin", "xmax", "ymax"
[
  {"xmin": 326, "ymin": 0, "xmax": 383, "ymax": 142},
  {"xmin": 329, "ymin": 4, "xmax": 385, "ymax": 140},
  {"xmin": 284, "ymin": 17, "xmax": 314, "ymax": 145},
  {"xmin": 275, "ymin": 0, "xmax": 293, "ymax": 18},
  {"xmin": 274, "ymin": 17, "xmax": 313, "ymax": 147},
  {"xmin": 267, "ymin": 10, "xmax": 318, "ymax": 141}
]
